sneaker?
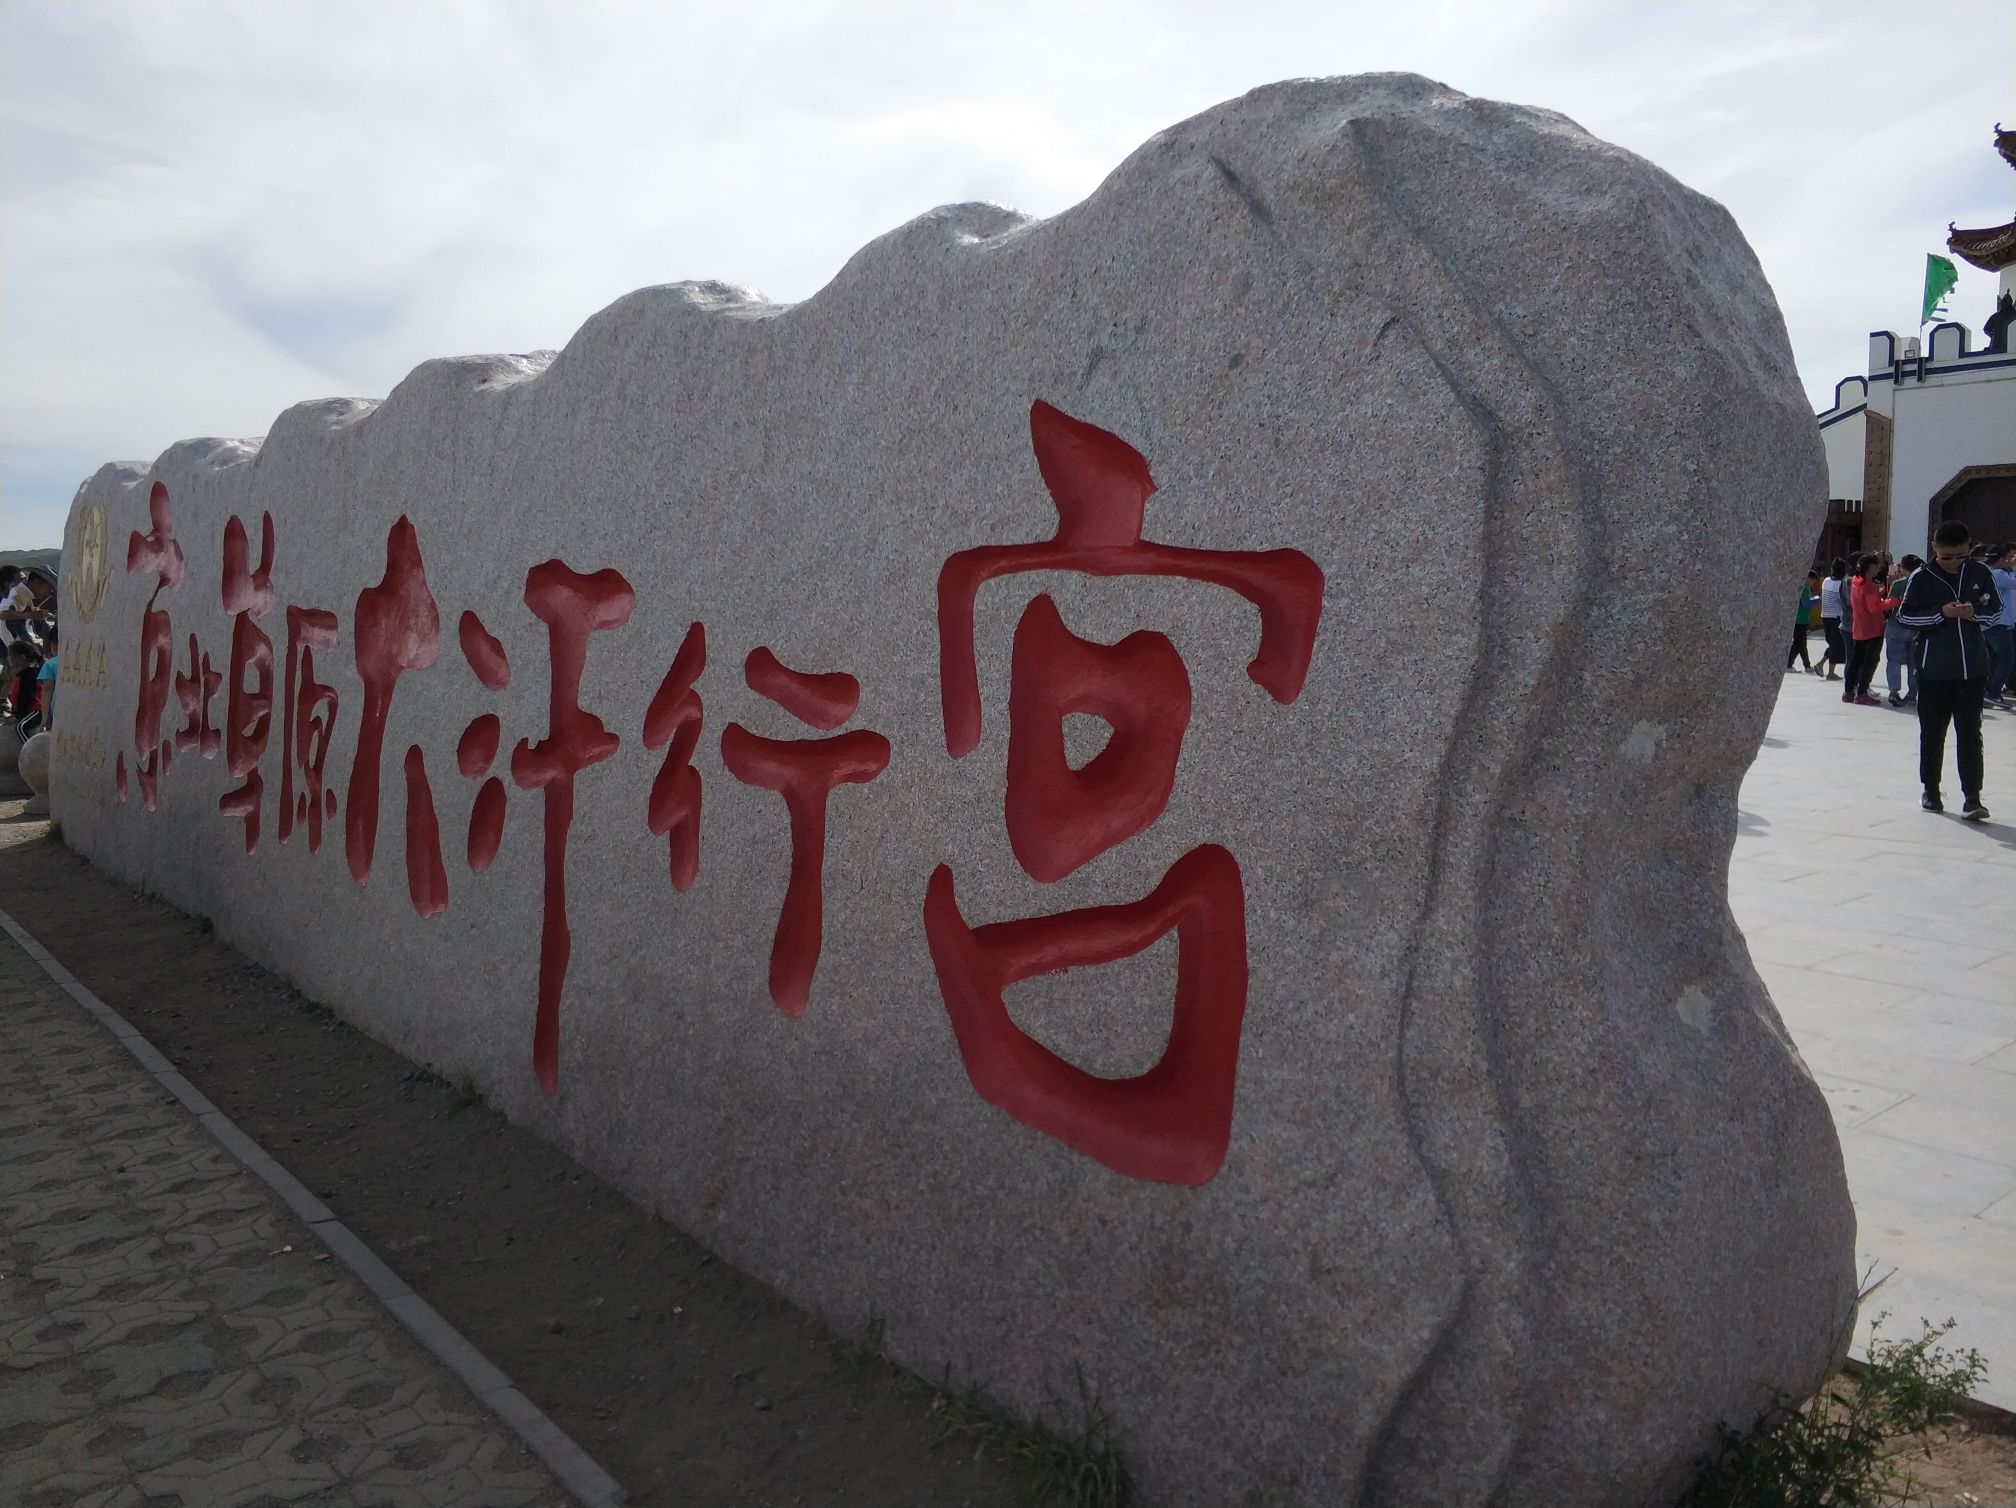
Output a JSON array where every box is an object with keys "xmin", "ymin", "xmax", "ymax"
[
  {"xmin": 1854, "ymin": 694, "xmax": 1881, "ymax": 706},
  {"xmin": 1825, "ymin": 669, "xmax": 1841, "ymax": 681},
  {"xmin": 1886, "ymin": 693, "xmax": 1904, "ymax": 707},
  {"xmin": 1841, "ymin": 693, "xmax": 1854, "ymax": 703},
  {"xmin": 1922, "ymin": 790, "xmax": 1944, "ymax": 812},
  {"xmin": 1962, "ymin": 795, "xmax": 1990, "ymax": 822}
]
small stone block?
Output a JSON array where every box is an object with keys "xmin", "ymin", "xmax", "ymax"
[{"xmin": 310, "ymin": 1219, "xmax": 412, "ymax": 1302}]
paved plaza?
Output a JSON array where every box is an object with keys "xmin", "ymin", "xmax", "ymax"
[
  {"xmin": 0, "ymin": 940, "xmax": 573, "ymax": 1508},
  {"xmin": 1734, "ymin": 670, "xmax": 2016, "ymax": 1409}
]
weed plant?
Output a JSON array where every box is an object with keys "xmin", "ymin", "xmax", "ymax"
[
  {"xmin": 1682, "ymin": 1313, "xmax": 1988, "ymax": 1507},
  {"xmin": 928, "ymin": 1363, "xmax": 1132, "ymax": 1508}
]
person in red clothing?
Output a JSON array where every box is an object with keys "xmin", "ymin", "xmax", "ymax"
[{"xmin": 1843, "ymin": 553, "xmax": 1893, "ymax": 705}]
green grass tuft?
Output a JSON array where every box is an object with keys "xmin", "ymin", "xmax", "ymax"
[{"xmin": 928, "ymin": 1362, "xmax": 1131, "ymax": 1508}]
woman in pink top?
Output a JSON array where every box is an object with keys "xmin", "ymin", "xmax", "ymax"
[{"xmin": 1843, "ymin": 554, "xmax": 1894, "ymax": 705}]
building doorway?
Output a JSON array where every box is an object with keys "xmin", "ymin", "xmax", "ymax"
[
  {"xmin": 1929, "ymin": 465, "xmax": 2016, "ymax": 548},
  {"xmin": 1814, "ymin": 499, "xmax": 1863, "ymax": 567}
]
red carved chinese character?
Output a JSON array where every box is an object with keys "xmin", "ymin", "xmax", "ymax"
[
  {"xmin": 509, "ymin": 563, "xmax": 634, "ymax": 1094},
  {"xmin": 173, "ymin": 633, "xmax": 222, "ymax": 759},
  {"xmin": 460, "ymin": 609, "xmax": 510, "ymax": 690},
  {"xmin": 123, "ymin": 481, "xmax": 185, "ymax": 810},
  {"xmin": 456, "ymin": 610, "xmax": 512, "ymax": 873},
  {"xmin": 1005, "ymin": 594, "xmax": 1190, "ymax": 882},
  {"xmin": 923, "ymin": 845, "xmax": 1247, "ymax": 1186},
  {"xmin": 644, "ymin": 622, "xmax": 705, "ymax": 891},
  {"xmin": 405, "ymin": 745, "xmax": 448, "ymax": 917},
  {"xmin": 346, "ymin": 518, "xmax": 440, "ymax": 883},
  {"xmin": 217, "ymin": 513, "xmax": 277, "ymax": 851},
  {"xmin": 720, "ymin": 648, "xmax": 889, "ymax": 1016},
  {"xmin": 280, "ymin": 606, "xmax": 340, "ymax": 852},
  {"xmin": 927, "ymin": 401, "xmax": 1324, "ymax": 1185},
  {"xmin": 936, "ymin": 399, "xmax": 1323, "ymax": 758}
]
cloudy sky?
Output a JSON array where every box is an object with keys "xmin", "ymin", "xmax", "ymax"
[{"xmin": 3, "ymin": 0, "xmax": 2012, "ymax": 547}]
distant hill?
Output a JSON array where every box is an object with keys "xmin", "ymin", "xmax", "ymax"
[{"xmin": 0, "ymin": 548, "xmax": 59, "ymax": 575}]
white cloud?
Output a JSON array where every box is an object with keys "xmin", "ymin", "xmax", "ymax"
[{"xmin": 5, "ymin": 0, "xmax": 2013, "ymax": 547}]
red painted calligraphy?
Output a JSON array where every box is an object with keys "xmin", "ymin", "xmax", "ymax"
[
  {"xmin": 643, "ymin": 623, "xmax": 705, "ymax": 892},
  {"xmin": 936, "ymin": 399, "xmax": 1323, "ymax": 758},
  {"xmin": 123, "ymin": 482, "xmax": 185, "ymax": 810},
  {"xmin": 217, "ymin": 513, "xmax": 278, "ymax": 851},
  {"xmin": 459, "ymin": 609, "xmax": 510, "ymax": 690},
  {"xmin": 509, "ymin": 564, "xmax": 634, "ymax": 1094},
  {"xmin": 721, "ymin": 649, "xmax": 889, "ymax": 1016},
  {"xmin": 1004, "ymin": 594, "xmax": 1190, "ymax": 883},
  {"xmin": 346, "ymin": 518, "xmax": 440, "ymax": 883},
  {"xmin": 280, "ymin": 606, "xmax": 340, "ymax": 852},
  {"xmin": 173, "ymin": 634, "xmax": 222, "ymax": 759},
  {"xmin": 923, "ymin": 845, "xmax": 1248, "ymax": 1186},
  {"xmin": 456, "ymin": 612, "xmax": 511, "ymax": 874},
  {"xmin": 404, "ymin": 745, "xmax": 448, "ymax": 918},
  {"xmin": 928, "ymin": 400, "xmax": 1324, "ymax": 1185}
]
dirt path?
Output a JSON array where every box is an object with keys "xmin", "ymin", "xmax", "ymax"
[{"xmin": 0, "ymin": 812, "xmax": 1026, "ymax": 1508}]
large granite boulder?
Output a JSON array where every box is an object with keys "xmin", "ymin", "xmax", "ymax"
[{"xmin": 52, "ymin": 75, "xmax": 1854, "ymax": 1505}]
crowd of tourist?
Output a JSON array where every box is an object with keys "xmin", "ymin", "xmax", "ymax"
[
  {"xmin": 1, "ymin": 564, "xmax": 59, "ymax": 738},
  {"xmin": 1791, "ymin": 520, "xmax": 2012, "ymax": 820}
]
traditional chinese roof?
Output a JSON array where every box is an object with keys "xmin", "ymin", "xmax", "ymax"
[
  {"xmin": 1946, "ymin": 125, "xmax": 2016, "ymax": 272},
  {"xmin": 1948, "ymin": 219, "xmax": 2016, "ymax": 273}
]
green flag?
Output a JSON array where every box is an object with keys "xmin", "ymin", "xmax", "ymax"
[{"xmin": 1921, "ymin": 253, "xmax": 1958, "ymax": 325}]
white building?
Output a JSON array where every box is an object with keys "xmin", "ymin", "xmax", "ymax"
[{"xmin": 1815, "ymin": 127, "xmax": 2016, "ymax": 561}]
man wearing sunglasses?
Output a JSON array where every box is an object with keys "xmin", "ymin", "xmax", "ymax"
[{"xmin": 1894, "ymin": 520, "xmax": 2004, "ymax": 819}]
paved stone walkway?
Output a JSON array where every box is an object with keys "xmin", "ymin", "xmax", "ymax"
[
  {"xmin": 1734, "ymin": 671, "xmax": 2016, "ymax": 1410},
  {"xmin": 0, "ymin": 939, "xmax": 571, "ymax": 1508}
]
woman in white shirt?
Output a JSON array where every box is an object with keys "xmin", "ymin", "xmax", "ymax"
[{"xmin": 1817, "ymin": 558, "xmax": 1847, "ymax": 681}]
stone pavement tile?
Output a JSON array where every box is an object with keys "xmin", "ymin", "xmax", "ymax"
[
  {"xmin": 1791, "ymin": 1032, "xmax": 2016, "ymax": 1100},
  {"xmin": 1794, "ymin": 893, "xmax": 2005, "ymax": 948},
  {"xmin": 1978, "ymin": 1040, "xmax": 2016, "ymax": 1075},
  {"xmin": 1858, "ymin": 1094, "xmax": 2016, "ymax": 1169},
  {"xmin": 1984, "ymin": 1190, "xmax": 2016, "ymax": 1230},
  {"xmin": 1884, "ymin": 988, "xmax": 2016, "ymax": 1043},
  {"xmin": 1835, "ymin": 1126, "xmax": 2016, "ymax": 1217},
  {"xmin": 1848, "ymin": 876, "xmax": 2016, "ymax": 927},
  {"xmin": 1809, "ymin": 948, "xmax": 2016, "ymax": 1003},
  {"xmin": 1770, "ymin": 992, "xmax": 2013, "ymax": 1063},
  {"xmin": 1747, "ymin": 918, "xmax": 2006, "ymax": 970},
  {"xmin": 1809, "ymin": 1074, "xmax": 1912, "ymax": 1128},
  {"xmin": 0, "ymin": 938, "xmax": 575, "ymax": 1508},
  {"xmin": 1851, "ymin": 1201, "xmax": 2016, "ymax": 1310},
  {"xmin": 1750, "ymin": 960, "xmax": 1921, "ymax": 1012}
]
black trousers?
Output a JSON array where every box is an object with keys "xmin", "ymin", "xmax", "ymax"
[
  {"xmin": 1918, "ymin": 678, "xmax": 1986, "ymax": 796},
  {"xmin": 1821, "ymin": 618, "xmax": 1844, "ymax": 665},
  {"xmin": 1844, "ymin": 636, "xmax": 1882, "ymax": 697},
  {"xmin": 1788, "ymin": 623, "xmax": 1813, "ymax": 669}
]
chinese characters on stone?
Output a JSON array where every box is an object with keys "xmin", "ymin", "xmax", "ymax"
[{"xmin": 113, "ymin": 400, "xmax": 1321, "ymax": 1184}]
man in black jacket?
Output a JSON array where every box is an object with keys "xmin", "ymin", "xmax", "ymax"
[{"xmin": 1895, "ymin": 520, "xmax": 2004, "ymax": 819}]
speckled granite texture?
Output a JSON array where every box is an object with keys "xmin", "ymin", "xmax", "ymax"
[{"xmin": 54, "ymin": 75, "xmax": 1855, "ymax": 1506}]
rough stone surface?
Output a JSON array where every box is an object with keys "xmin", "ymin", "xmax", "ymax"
[
  {"xmin": 51, "ymin": 75, "xmax": 1855, "ymax": 1506},
  {"xmin": 18, "ymin": 729, "xmax": 49, "ymax": 797}
]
